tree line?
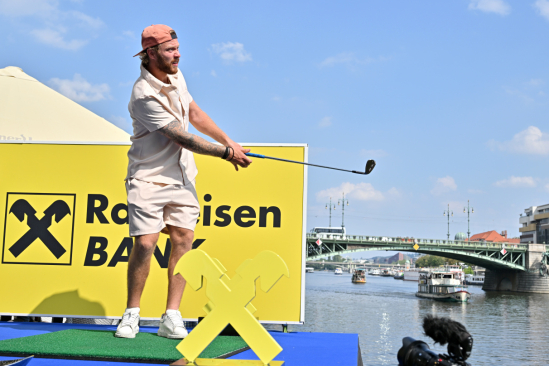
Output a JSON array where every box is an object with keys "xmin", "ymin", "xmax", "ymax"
[{"xmin": 415, "ymin": 255, "xmax": 474, "ymax": 274}]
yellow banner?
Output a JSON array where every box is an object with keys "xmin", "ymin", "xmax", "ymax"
[{"xmin": 0, "ymin": 143, "xmax": 306, "ymax": 323}]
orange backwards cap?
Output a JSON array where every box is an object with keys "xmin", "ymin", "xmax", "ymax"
[{"xmin": 133, "ymin": 24, "xmax": 177, "ymax": 57}]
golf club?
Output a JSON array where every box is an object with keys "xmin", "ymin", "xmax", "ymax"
[{"xmin": 245, "ymin": 152, "xmax": 376, "ymax": 175}]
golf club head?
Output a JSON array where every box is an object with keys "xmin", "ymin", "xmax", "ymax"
[
  {"xmin": 365, "ymin": 159, "xmax": 376, "ymax": 174},
  {"xmin": 353, "ymin": 160, "xmax": 376, "ymax": 175}
]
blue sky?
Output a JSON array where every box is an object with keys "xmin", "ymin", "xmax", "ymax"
[{"xmin": 1, "ymin": 0, "xmax": 548, "ymax": 242}]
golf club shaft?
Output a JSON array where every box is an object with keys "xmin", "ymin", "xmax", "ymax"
[{"xmin": 245, "ymin": 152, "xmax": 357, "ymax": 173}]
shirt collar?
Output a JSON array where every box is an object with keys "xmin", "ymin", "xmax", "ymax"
[{"xmin": 140, "ymin": 64, "xmax": 178, "ymax": 94}]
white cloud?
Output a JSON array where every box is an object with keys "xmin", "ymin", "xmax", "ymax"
[
  {"xmin": 503, "ymin": 86, "xmax": 536, "ymax": 103},
  {"xmin": 317, "ymin": 182, "xmax": 386, "ymax": 202},
  {"xmin": 386, "ymin": 187, "xmax": 401, "ymax": 198},
  {"xmin": 360, "ymin": 149, "xmax": 388, "ymax": 158},
  {"xmin": 49, "ymin": 74, "xmax": 110, "ymax": 102},
  {"xmin": 488, "ymin": 126, "xmax": 549, "ymax": 155},
  {"xmin": 494, "ymin": 176, "xmax": 537, "ymax": 188},
  {"xmin": 211, "ymin": 42, "xmax": 252, "ymax": 62},
  {"xmin": 118, "ymin": 80, "xmax": 133, "ymax": 87},
  {"xmin": 468, "ymin": 0, "xmax": 511, "ymax": 15},
  {"xmin": 210, "ymin": 70, "xmax": 217, "ymax": 77},
  {"xmin": 534, "ymin": 0, "xmax": 549, "ymax": 20},
  {"xmin": 0, "ymin": 0, "xmax": 57, "ymax": 17},
  {"xmin": 503, "ymin": 78, "xmax": 547, "ymax": 102},
  {"xmin": 319, "ymin": 53, "xmax": 389, "ymax": 69},
  {"xmin": 69, "ymin": 10, "xmax": 104, "ymax": 29},
  {"xmin": 108, "ymin": 116, "xmax": 132, "ymax": 133},
  {"xmin": 0, "ymin": 0, "xmax": 101, "ymax": 50},
  {"xmin": 527, "ymin": 78, "xmax": 544, "ymax": 87},
  {"xmin": 431, "ymin": 176, "xmax": 457, "ymax": 195},
  {"xmin": 446, "ymin": 201, "xmax": 466, "ymax": 212},
  {"xmin": 318, "ymin": 116, "xmax": 332, "ymax": 128},
  {"xmin": 320, "ymin": 53, "xmax": 358, "ymax": 67},
  {"xmin": 31, "ymin": 28, "xmax": 87, "ymax": 50}
]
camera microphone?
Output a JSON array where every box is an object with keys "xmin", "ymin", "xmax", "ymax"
[
  {"xmin": 397, "ymin": 315, "xmax": 473, "ymax": 366},
  {"xmin": 423, "ymin": 315, "xmax": 473, "ymax": 362}
]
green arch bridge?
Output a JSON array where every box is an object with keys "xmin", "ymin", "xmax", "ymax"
[{"xmin": 306, "ymin": 233, "xmax": 548, "ymax": 271}]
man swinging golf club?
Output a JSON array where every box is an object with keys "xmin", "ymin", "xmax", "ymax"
[{"xmin": 115, "ymin": 24, "xmax": 252, "ymax": 339}]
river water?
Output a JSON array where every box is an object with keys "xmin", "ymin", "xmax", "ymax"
[{"xmin": 292, "ymin": 271, "xmax": 549, "ymax": 366}]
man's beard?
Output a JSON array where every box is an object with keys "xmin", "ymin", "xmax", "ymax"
[{"xmin": 157, "ymin": 53, "xmax": 178, "ymax": 75}]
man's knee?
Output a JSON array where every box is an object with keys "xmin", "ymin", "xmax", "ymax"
[
  {"xmin": 167, "ymin": 226, "xmax": 194, "ymax": 251},
  {"xmin": 133, "ymin": 234, "xmax": 159, "ymax": 255},
  {"xmin": 168, "ymin": 226, "xmax": 194, "ymax": 240}
]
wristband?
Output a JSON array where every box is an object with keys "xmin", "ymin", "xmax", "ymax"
[
  {"xmin": 221, "ymin": 146, "xmax": 229, "ymax": 160},
  {"xmin": 229, "ymin": 147, "xmax": 235, "ymax": 161}
]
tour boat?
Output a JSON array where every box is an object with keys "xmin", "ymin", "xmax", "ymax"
[
  {"xmin": 305, "ymin": 267, "xmax": 314, "ymax": 273},
  {"xmin": 370, "ymin": 269, "xmax": 381, "ymax": 276},
  {"xmin": 416, "ymin": 271, "xmax": 470, "ymax": 302},
  {"xmin": 380, "ymin": 269, "xmax": 393, "ymax": 277},
  {"xmin": 464, "ymin": 274, "xmax": 484, "ymax": 285},
  {"xmin": 351, "ymin": 269, "xmax": 367, "ymax": 283},
  {"xmin": 334, "ymin": 267, "xmax": 343, "ymax": 275}
]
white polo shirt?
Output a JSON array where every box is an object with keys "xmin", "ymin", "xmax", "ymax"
[{"xmin": 126, "ymin": 65, "xmax": 198, "ymax": 185}]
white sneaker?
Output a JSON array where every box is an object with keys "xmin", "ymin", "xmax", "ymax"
[
  {"xmin": 157, "ymin": 310, "xmax": 188, "ymax": 339},
  {"xmin": 115, "ymin": 308, "xmax": 140, "ymax": 338}
]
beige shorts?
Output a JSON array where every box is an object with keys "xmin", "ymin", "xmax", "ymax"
[{"xmin": 126, "ymin": 178, "xmax": 200, "ymax": 236}]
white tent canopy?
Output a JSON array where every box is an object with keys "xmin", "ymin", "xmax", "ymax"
[{"xmin": 0, "ymin": 66, "xmax": 130, "ymax": 143}]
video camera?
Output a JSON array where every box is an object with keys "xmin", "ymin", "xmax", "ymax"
[{"xmin": 397, "ymin": 315, "xmax": 473, "ymax": 366}]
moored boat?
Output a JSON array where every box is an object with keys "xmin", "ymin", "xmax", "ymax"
[
  {"xmin": 380, "ymin": 268, "xmax": 393, "ymax": 277},
  {"xmin": 305, "ymin": 267, "xmax": 314, "ymax": 273},
  {"xmin": 403, "ymin": 270, "xmax": 421, "ymax": 281},
  {"xmin": 352, "ymin": 269, "xmax": 366, "ymax": 283},
  {"xmin": 416, "ymin": 272, "xmax": 470, "ymax": 302},
  {"xmin": 370, "ymin": 269, "xmax": 381, "ymax": 276},
  {"xmin": 464, "ymin": 274, "xmax": 484, "ymax": 285}
]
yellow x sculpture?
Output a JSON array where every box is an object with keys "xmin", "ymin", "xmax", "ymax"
[{"xmin": 173, "ymin": 250, "xmax": 290, "ymax": 365}]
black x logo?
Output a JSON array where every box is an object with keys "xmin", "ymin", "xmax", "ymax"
[{"xmin": 8, "ymin": 199, "xmax": 71, "ymax": 259}]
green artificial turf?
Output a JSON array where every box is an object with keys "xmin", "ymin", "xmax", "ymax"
[{"xmin": 0, "ymin": 329, "xmax": 248, "ymax": 363}]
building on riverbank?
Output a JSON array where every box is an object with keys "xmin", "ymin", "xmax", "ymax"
[
  {"xmin": 469, "ymin": 230, "xmax": 520, "ymax": 244},
  {"xmin": 519, "ymin": 203, "xmax": 549, "ymax": 244}
]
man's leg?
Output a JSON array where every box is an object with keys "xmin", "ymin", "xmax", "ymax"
[
  {"xmin": 127, "ymin": 233, "xmax": 160, "ymax": 308},
  {"xmin": 165, "ymin": 225, "xmax": 194, "ymax": 310},
  {"xmin": 157, "ymin": 225, "xmax": 194, "ymax": 339},
  {"xmin": 115, "ymin": 232, "xmax": 159, "ymax": 338}
]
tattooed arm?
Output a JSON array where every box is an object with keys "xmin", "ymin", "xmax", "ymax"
[
  {"xmin": 188, "ymin": 101, "xmax": 252, "ymax": 171},
  {"xmin": 158, "ymin": 120, "xmax": 226, "ymax": 158}
]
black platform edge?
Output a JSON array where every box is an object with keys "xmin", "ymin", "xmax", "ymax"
[
  {"xmin": 0, "ymin": 346, "xmax": 250, "ymax": 365},
  {"xmin": 0, "ymin": 356, "xmax": 33, "ymax": 366},
  {"xmin": 357, "ymin": 341, "xmax": 364, "ymax": 366}
]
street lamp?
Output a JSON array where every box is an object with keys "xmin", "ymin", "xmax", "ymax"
[
  {"xmin": 338, "ymin": 192, "xmax": 349, "ymax": 228},
  {"xmin": 463, "ymin": 200, "xmax": 474, "ymax": 241},
  {"xmin": 325, "ymin": 197, "xmax": 336, "ymax": 227},
  {"xmin": 443, "ymin": 204, "xmax": 453, "ymax": 240}
]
